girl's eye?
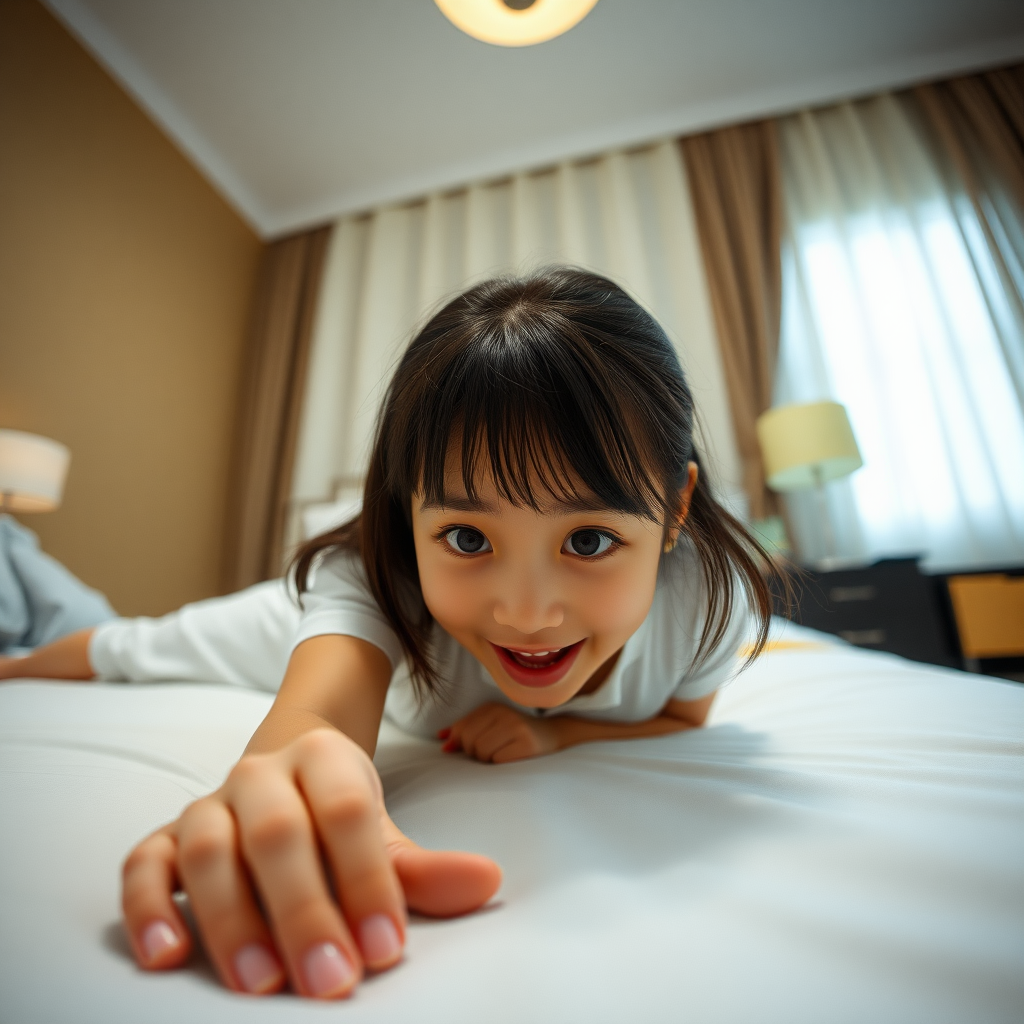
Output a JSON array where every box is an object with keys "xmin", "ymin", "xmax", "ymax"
[
  {"xmin": 444, "ymin": 527, "xmax": 492, "ymax": 555},
  {"xmin": 563, "ymin": 529, "xmax": 615, "ymax": 558}
]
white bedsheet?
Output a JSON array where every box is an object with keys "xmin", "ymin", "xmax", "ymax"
[{"xmin": 1, "ymin": 639, "xmax": 1022, "ymax": 1023}]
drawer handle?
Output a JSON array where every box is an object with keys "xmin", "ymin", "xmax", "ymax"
[
  {"xmin": 840, "ymin": 628, "xmax": 887, "ymax": 645},
  {"xmin": 829, "ymin": 585, "xmax": 878, "ymax": 603}
]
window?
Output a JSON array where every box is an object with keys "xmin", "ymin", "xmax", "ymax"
[{"xmin": 776, "ymin": 97, "xmax": 1024, "ymax": 571}]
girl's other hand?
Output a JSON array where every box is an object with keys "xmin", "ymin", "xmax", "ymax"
[
  {"xmin": 121, "ymin": 727, "xmax": 501, "ymax": 999},
  {"xmin": 440, "ymin": 702, "xmax": 561, "ymax": 763}
]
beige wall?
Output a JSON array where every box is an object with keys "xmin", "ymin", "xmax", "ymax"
[{"xmin": 0, "ymin": 0, "xmax": 263, "ymax": 616}]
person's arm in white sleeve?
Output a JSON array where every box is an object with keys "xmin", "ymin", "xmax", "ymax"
[
  {"xmin": 1, "ymin": 580, "xmax": 301, "ymax": 692},
  {"xmin": 90, "ymin": 580, "xmax": 300, "ymax": 692}
]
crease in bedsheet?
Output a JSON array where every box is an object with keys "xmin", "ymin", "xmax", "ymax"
[
  {"xmin": 378, "ymin": 722, "xmax": 1022, "ymax": 818},
  {"xmin": 0, "ymin": 734, "xmax": 226, "ymax": 790}
]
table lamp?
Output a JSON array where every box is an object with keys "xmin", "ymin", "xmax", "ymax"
[
  {"xmin": 0, "ymin": 429, "xmax": 71, "ymax": 514},
  {"xmin": 756, "ymin": 401, "xmax": 862, "ymax": 567}
]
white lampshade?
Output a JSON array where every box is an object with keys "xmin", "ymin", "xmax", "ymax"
[
  {"xmin": 435, "ymin": 0, "xmax": 599, "ymax": 46},
  {"xmin": 756, "ymin": 401, "xmax": 862, "ymax": 492},
  {"xmin": 0, "ymin": 429, "xmax": 71, "ymax": 513}
]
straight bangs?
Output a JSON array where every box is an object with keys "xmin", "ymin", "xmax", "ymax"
[{"xmin": 381, "ymin": 298, "xmax": 693, "ymax": 524}]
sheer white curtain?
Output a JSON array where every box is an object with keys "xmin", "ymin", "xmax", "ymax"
[
  {"xmin": 287, "ymin": 141, "xmax": 744, "ymax": 546},
  {"xmin": 776, "ymin": 94, "xmax": 1024, "ymax": 571}
]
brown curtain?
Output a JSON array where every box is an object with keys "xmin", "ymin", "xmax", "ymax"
[
  {"xmin": 911, "ymin": 64, "xmax": 1024, "ymax": 310},
  {"xmin": 222, "ymin": 225, "xmax": 332, "ymax": 591},
  {"xmin": 680, "ymin": 122, "xmax": 782, "ymax": 520},
  {"xmin": 912, "ymin": 64, "xmax": 1024, "ymax": 215}
]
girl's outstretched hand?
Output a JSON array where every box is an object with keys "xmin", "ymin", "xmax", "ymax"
[
  {"xmin": 121, "ymin": 727, "xmax": 501, "ymax": 999},
  {"xmin": 440, "ymin": 702, "xmax": 561, "ymax": 763}
]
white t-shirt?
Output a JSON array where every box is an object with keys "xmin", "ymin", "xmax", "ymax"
[{"xmin": 293, "ymin": 541, "xmax": 750, "ymax": 739}]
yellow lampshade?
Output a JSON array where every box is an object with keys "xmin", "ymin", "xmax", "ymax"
[
  {"xmin": 0, "ymin": 429, "xmax": 71, "ymax": 513},
  {"xmin": 434, "ymin": 0, "xmax": 599, "ymax": 47},
  {"xmin": 756, "ymin": 401, "xmax": 862, "ymax": 492}
]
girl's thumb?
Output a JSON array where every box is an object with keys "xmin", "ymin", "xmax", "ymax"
[{"xmin": 386, "ymin": 834, "xmax": 502, "ymax": 917}]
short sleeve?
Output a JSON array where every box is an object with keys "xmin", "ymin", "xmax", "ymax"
[
  {"xmin": 669, "ymin": 581, "xmax": 752, "ymax": 703},
  {"xmin": 292, "ymin": 550, "xmax": 405, "ymax": 669}
]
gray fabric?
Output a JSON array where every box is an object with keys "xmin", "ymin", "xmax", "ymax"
[{"xmin": 0, "ymin": 515, "xmax": 116, "ymax": 652}]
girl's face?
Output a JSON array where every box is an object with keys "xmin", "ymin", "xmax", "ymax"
[{"xmin": 412, "ymin": 463, "xmax": 696, "ymax": 709}]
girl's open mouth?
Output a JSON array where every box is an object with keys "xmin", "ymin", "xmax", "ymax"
[{"xmin": 490, "ymin": 640, "xmax": 585, "ymax": 688}]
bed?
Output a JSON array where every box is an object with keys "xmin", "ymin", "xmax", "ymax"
[{"xmin": 1, "ymin": 627, "xmax": 1022, "ymax": 1023}]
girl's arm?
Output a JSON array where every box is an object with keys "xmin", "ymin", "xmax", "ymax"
[
  {"xmin": 243, "ymin": 632, "xmax": 394, "ymax": 756},
  {"xmin": 0, "ymin": 628, "xmax": 95, "ymax": 681},
  {"xmin": 442, "ymin": 692, "xmax": 717, "ymax": 763},
  {"xmin": 120, "ymin": 634, "xmax": 501, "ymax": 1000}
]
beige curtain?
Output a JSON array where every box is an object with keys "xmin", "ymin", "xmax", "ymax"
[
  {"xmin": 680, "ymin": 122, "xmax": 782, "ymax": 520},
  {"xmin": 222, "ymin": 225, "xmax": 332, "ymax": 591}
]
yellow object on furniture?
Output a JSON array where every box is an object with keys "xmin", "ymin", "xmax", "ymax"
[
  {"xmin": 756, "ymin": 401, "xmax": 863, "ymax": 492},
  {"xmin": 947, "ymin": 574, "xmax": 1024, "ymax": 658}
]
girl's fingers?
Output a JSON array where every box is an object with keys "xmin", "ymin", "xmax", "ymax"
[
  {"xmin": 296, "ymin": 731, "xmax": 406, "ymax": 971},
  {"xmin": 466, "ymin": 721, "xmax": 518, "ymax": 762},
  {"xmin": 175, "ymin": 797, "xmax": 285, "ymax": 995},
  {"xmin": 121, "ymin": 826, "xmax": 192, "ymax": 970},
  {"xmin": 382, "ymin": 816, "xmax": 503, "ymax": 917},
  {"xmin": 121, "ymin": 725, "xmax": 501, "ymax": 1001},
  {"xmin": 443, "ymin": 720, "xmax": 467, "ymax": 752},
  {"xmin": 229, "ymin": 755, "xmax": 362, "ymax": 1000},
  {"xmin": 491, "ymin": 739, "xmax": 533, "ymax": 764},
  {"xmin": 450, "ymin": 706, "xmax": 501, "ymax": 758}
]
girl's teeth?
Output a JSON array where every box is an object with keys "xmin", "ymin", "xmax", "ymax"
[{"xmin": 506, "ymin": 646, "xmax": 568, "ymax": 669}]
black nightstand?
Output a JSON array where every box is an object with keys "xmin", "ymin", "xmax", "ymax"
[{"xmin": 774, "ymin": 557, "xmax": 960, "ymax": 669}]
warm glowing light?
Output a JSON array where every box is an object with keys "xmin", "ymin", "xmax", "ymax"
[
  {"xmin": 0, "ymin": 429, "xmax": 70, "ymax": 513},
  {"xmin": 435, "ymin": 0, "xmax": 599, "ymax": 47}
]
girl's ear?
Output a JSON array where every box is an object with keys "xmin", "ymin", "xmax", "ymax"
[{"xmin": 663, "ymin": 462, "xmax": 699, "ymax": 553}]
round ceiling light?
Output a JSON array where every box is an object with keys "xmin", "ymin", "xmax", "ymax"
[{"xmin": 434, "ymin": 0, "xmax": 599, "ymax": 47}]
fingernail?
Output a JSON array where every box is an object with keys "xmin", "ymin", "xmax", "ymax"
[
  {"xmin": 437, "ymin": 728, "xmax": 451, "ymax": 739},
  {"xmin": 302, "ymin": 942, "xmax": 357, "ymax": 998},
  {"xmin": 234, "ymin": 943, "xmax": 284, "ymax": 994},
  {"xmin": 140, "ymin": 920, "xmax": 179, "ymax": 963},
  {"xmin": 359, "ymin": 914, "xmax": 402, "ymax": 967}
]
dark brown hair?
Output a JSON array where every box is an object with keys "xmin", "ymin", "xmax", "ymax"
[{"xmin": 294, "ymin": 268, "xmax": 775, "ymax": 694}]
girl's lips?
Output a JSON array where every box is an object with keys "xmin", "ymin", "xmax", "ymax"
[{"xmin": 490, "ymin": 640, "xmax": 585, "ymax": 688}]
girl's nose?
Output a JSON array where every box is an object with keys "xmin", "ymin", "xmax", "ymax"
[{"xmin": 492, "ymin": 583, "xmax": 564, "ymax": 633}]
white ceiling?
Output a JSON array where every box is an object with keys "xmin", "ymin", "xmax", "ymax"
[{"xmin": 46, "ymin": 0, "xmax": 1024, "ymax": 238}]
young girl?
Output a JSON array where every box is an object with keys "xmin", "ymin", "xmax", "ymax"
[{"xmin": 20, "ymin": 269, "xmax": 774, "ymax": 1000}]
